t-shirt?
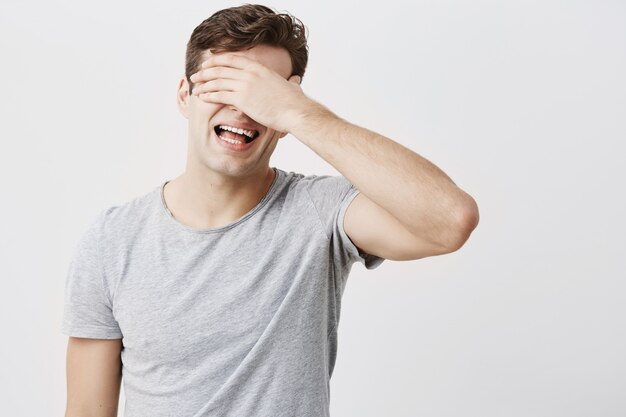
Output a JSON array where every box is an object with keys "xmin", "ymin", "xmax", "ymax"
[{"xmin": 61, "ymin": 167, "xmax": 385, "ymax": 417}]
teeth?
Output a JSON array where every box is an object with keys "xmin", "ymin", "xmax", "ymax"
[
  {"xmin": 218, "ymin": 124, "xmax": 256, "ymax": 139},
  {"xmin": 219, "ymin": 135, "xmax": 244, "ymax": 145}
]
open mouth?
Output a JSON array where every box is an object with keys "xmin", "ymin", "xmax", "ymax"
[{"xmin": 214, "ymin": 125, "xmax": 260, "ymax": 144}]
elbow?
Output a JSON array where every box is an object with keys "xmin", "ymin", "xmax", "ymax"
[{"xmin": 446, "ymin": 196, "xmax": 480, "ymax": 252}]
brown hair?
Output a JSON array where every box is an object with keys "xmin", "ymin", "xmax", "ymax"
[{"xmin": 185, "ymin": 3, "xmax": 309, "ymax": 93}]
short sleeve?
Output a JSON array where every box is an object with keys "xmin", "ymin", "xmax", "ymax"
[
  {"xmin": 61, "ymin": 210, "xmax": 123, "ymax": 339},
  {"xmin": 337, "ymin": 186, "xmax": 386, "ymax": 270},
  {"xmin": 304, "ymin": 174, "xmax": 386, "ymax": 270}
]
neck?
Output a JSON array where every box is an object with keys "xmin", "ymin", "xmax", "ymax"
[{"xmin": 163, "ymin": 166, "xmax": 276, "ymax": 229}]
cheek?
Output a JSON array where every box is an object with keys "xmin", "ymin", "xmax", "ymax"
[
  {"xmin": 189, "ymin": 100, "xmax": 224, "ymax": 122},
  {"xmin": 190, "ymin": 97, "xmax": 221, "ymax": 111}
]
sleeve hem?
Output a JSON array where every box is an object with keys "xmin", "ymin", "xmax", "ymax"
[
  {"xmin": 61, "ymin": 323, "xmax": 123, "ymax": 339},
  {"xmin": 338, "ymin": 188, "xmax": 386, "ymax": 270}
]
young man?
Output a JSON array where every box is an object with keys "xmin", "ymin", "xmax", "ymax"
[{"xmin": 62, "ymin": 4, "xmax": 479, "ymax": 417}]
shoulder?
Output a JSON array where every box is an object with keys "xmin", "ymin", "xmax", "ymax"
[
  {"xmin": 97, "ymin": 185, "xmax": 158, "ymax": 245},
  {"xmin": 280, "ymin": 169, "xmax": 353, "ymax": 197}
]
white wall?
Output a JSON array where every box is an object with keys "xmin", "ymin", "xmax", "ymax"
[{"xmin": 0, "ymin": 0, "xmax": 624, "ymax": 416}]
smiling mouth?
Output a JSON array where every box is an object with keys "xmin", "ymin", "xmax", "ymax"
[{"xmin": 213, "ymin": 125, "xmax": 260, "ymax": 144}]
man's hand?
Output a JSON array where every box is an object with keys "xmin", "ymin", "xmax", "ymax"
[{"xmin": 190, "ymin": 52, "xmax": 312, "ymax": 134}]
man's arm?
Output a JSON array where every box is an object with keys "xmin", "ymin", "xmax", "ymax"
[
  {"xmin": 65, "ymin": 336, "xmax": 123, "ymax": 417},
  {"xmin": 289, "ymin": 104, "xmax": 480, "ymax": 260}
]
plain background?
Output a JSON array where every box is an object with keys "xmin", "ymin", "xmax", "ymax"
[{"xmin": 0, "ymin": 0, "xmax": 624, "ymax": 416}]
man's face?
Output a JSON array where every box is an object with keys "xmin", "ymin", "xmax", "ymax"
[{"xmin": 177, "ymin": 44, "xmax": 293, "ymax": 179}]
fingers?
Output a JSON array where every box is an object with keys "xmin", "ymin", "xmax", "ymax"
[
  {"xmin": 196, "ymin": 90, "xmax": 237, "ymax": 106},
  {"xmin": 190, "ymin": 66, "xmax": 245, "ymax": 84},
  {"xmin": 200, "ymin": 53, "xmax": 255, "ymax": 71},
  {"xmin": 192, "ymin": 78, "xmax": 242, "ymax": 96}
]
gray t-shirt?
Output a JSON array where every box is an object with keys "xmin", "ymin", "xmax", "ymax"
[{"xmin": 61, "ymin": 167, "xmax": 385, "ymax": 417}]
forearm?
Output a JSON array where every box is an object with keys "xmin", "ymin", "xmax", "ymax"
[{"xmin": 288, "ymin": 99, "xmax": 477, "ymax": 248}]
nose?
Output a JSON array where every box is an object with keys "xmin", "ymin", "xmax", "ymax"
[
  {"xmin": 228, "ymin": 104, "xmax": 243, "ymax": 114},
  {"xmin": 227, "ymin": 104, "xmax": 252, "ymax": 120}
]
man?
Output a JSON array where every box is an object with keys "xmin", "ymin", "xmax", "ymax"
[{"xmin": 62, "ymin": 4, "xmax": 479, "ymax": 417}]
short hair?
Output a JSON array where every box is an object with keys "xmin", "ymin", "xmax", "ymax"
[{"xmin": 185, "ymin": 3, "xmax": 309, "ymax": 92}]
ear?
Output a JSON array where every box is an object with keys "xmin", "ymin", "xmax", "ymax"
[
  {"xmin": 288, "ymin": 74, "xmax": 301, "ymax": 85},
  {"xmin": 176, "ymin": 76, "xmax": 192, "ymax": 119}
]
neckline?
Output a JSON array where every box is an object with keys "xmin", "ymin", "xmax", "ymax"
[{"xmin": 158, "ymin": 167, "xmax": 281, "ymax": 234}]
